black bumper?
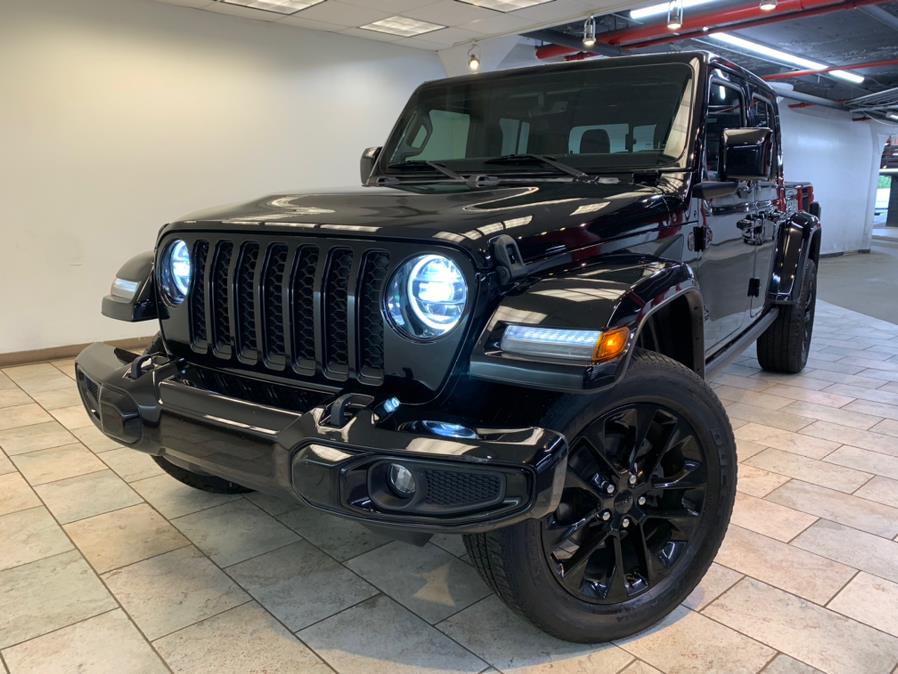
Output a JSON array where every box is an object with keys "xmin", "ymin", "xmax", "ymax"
[{"xmin": 75, "ymin": 343, "xmax": 568, "ymax": 534}]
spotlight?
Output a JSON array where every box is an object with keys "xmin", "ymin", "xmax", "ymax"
[
  {"xmin": 468, "ymin": 45, "xmax": 480, "ymax": 72},
  {"xmin": 582, "ymin": 15, "xmax": 597, "ymax": 48},
  {"xmin": 667, "ymin": 0, "xmax": 684, "ymax": 30},
  {"xmin": 759, "ymin": 0, "xmax": 777, "ymax": 9}
]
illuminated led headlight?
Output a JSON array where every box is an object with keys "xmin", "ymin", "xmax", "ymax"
[
  {"xmin": 501, "ymin": 325, "xmax": 602, "ymax": 362},
  {"xmin": 386, "ymin": 254, "xmax": 468, "ymax": 339},
  {"xmin": 159, "ymin": 239, "xmax": 192, "ymax": 305}
]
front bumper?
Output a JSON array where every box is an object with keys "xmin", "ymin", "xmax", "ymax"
[{"xmin": 75, "ymin": 343, "xmax": 568, "ymax": 534}]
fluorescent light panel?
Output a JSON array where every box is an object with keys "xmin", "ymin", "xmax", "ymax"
[
  {"xmin": 360, "ymin": 16, "xmax": 445, "ymax": 36},
  {"xmin": 707, "ymin": 32, "xmax": 865, "ymax": 84},
  {"xmin": 455, "ymin": 0, "xmax": 555, "ymax": 12},
  {"xmin": 219, "ymin": 0, "xmax": 323, "ymax": 14},
  {"xmin": 630, "ymin": 0, "xmax": 716, "ymax": 20}
]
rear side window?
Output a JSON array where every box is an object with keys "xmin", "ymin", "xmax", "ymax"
[
  {"xmin": 750, "ymin": 97, "xmax": 775, "ymax": 129},
  {"xmin": 705, "ymin": 82, "xmax": 744, "ymax": 179}
]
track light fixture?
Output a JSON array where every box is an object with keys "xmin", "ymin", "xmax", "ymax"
[
  {"xmin": 582, "ymin": 15, "xmax": 597, "ymax": 48},
  {"xmin": 468, "ymin": 44, "xmax": 480, "ymax": 72},
  {"xmin": 759, "ymin": 0, "xmax": 777, "ymax": 10},
  {"xmin": 667, "ymin": 0, "xmax": 684, "ymax": 30}
]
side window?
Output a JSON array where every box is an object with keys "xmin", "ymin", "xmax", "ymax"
[
  {"xmin": 410, "ymin": 109, "xmax": 470, "ymax": 161},
  {"xmin": 705, "ymin": 82, "xmax": 744, "ymax": 179}
]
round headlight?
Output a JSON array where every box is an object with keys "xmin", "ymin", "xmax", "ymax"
[
  {"xmin": 386, "ymin": 254, "xmax": 467, "ymax": 339},
  {"xmin": 160, "ymin": 239, "xmax": 192, "ymax": 305}
]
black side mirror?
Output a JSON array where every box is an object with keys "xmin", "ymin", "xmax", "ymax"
[
  {"xmin": 723, "ymin": 127, "xmax": 773, "ymax": 181},
  {"xmin": 360, "ymin": 146, "xmax": 381, "ymax": 185}
]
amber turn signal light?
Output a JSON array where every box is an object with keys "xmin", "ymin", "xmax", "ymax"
[{"xmin": 593, "ymin": 327, "xmax": 630, "ymax": 363}]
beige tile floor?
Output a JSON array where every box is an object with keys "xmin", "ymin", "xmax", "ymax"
[{"xmin": 2, "ymin": 300, "xmax": 898, "ymax": 673}]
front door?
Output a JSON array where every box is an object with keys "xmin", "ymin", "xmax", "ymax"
[{"xmin": 695, "ymin": 78, "xmax": 757, "ymax": 352}]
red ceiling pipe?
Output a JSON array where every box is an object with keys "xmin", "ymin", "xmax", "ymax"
[
  {"xmin": 762, "ymin": 57, "xmax": 898, "ymax": 79},
  {"xmin": 534, "ymin": 0, "xmax": 886, "ymax": 58}
]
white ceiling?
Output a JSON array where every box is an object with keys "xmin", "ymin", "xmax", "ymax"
[{"xmin": 153, "ymin": 0, "xmax": 633, "ymax": 50}]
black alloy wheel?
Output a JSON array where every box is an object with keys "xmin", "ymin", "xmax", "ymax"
[
  {"xmin": 464, "ymin": 350, "xmax": 736, "ymax": 643},
  {"xmin": 542, "ymin": 404, "xmax": 705, "ymax": 604}
]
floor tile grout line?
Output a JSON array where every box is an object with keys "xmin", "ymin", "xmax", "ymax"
[
  {"xmin": 0, "ymin": 607, "xmax": 122, "ymax": 656},
  {"xmin": 700, "ymin": 565, "xmax": 898, "ymax": 650},
  {"xmin": 2, "ymin": 484, "xmax": 176, "ymax": 674}
]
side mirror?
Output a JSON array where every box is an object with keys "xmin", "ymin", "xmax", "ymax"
[
  {"xmin": 723, "ymin": 127, "xmax": 773, "ymax": 181},
  {"xmin": 360, "ymin": 146, "xmax": 382, "ymax": 185}
]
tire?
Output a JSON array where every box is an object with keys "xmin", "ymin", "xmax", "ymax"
[
  {"xmin": 464, "ymin": 350, "xmax": 736, "ymax": 642},
  {"xmin": 756, "ymin": 258, "xmax": 817, "ymax": 373},
  {"xmin": 143, "ymin": 334, "xmax": 253, "ymax": 495}
]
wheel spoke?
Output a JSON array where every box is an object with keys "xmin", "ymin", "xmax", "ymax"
[
  {"xmin": 634, "ymin": 522, "xmax": 661, "ymax": 585},
  {"xmin": 545, "ymin": 513, "xmax": 594, "ymax": 558},
  {"xmin": 642, "ymin": 418, "xmax": 689, "ymax": 479},
  {"xmin": 651, "ymin": 460, "xmax": 705, "ymax": 491},
  {"xmin": 606, "ymin": 535, "xmax": 629, "ymax": 602},
  {"xmin": 559, "ymin": 530, "xmax": 610, "ymax": 592},
  {"xmin": 579, "ymin": 431, "xmax": 623, "ymax": 478},
  {"xmin": 646, "ymin": 507, "xmax": 701, "ymax": 540}
]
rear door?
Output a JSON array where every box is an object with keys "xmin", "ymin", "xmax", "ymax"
[{"xmin": 695, "ymin": 76, "xmax": 756, "ymax": 352}]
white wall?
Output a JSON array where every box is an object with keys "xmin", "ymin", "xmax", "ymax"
[
  {"xmin": 779, "ymin": 102, "xmax": 889, "ymax": 255},
  {"xmin": 0, "ymin": 0, "xmax": 444, "ymax": 354}
]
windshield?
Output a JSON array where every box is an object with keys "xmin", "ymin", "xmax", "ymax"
[{"xmin": 382, "ymin": 62, "xmax": 695, "ymax": 177}]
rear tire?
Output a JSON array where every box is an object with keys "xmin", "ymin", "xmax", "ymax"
[
  {"xmin": 144, "ymin": 334, "xmax": 253, "ymax": 495},
  {"xmin": 756, "ymin": 258, "xmax": 817, "ymax": 373},
  {"xmin": 464, "ymin": 350, "xmax": 736, "ymax": 642}
]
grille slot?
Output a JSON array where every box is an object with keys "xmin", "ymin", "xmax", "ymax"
[
  {"xmin": 359, "ymin": 252, "xmax": 389, "ymax": 373},
  {"xmin": 190, "ymin": 241, "xmax": 209, "ymax": 347},
  {"xmin": 324, "ymin": 249, "xmax": 353, "ymax": 373},
  {"xmin": 235, "ymin": 243, "xmax": 260, "ymax": 358},
  {"xmin": 210, "ymin": 242, "xmax": 233, "ymax": 354},
  {"xmin": 262, "ymin": 244, "xmax": 288, "ymax": 365},
  {"xmin": 291, "ymin": 246, "xmax": 319, "ymax": 370}
]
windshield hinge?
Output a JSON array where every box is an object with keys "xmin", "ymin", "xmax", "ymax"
[{"xmin": 491, "ymin": 235, "xmax": 572, "ymax": 286}]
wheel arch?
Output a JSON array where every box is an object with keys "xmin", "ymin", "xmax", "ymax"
[
  {"xmin": 768, "ymin": 211, "xmax": 821, "ymax": 305},
  {"xmin": 468, "ymin": 256, "xmax": 706, "ymax": 393}
]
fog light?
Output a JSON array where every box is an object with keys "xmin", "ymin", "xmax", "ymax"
[{"xmin": 388, "ymin": 464, "xmax": 417, "ymax": 498}]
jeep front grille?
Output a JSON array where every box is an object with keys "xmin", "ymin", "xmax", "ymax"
[{"xmin": 187, "ymin": 238, "xmax": 390, "ymax": 384}]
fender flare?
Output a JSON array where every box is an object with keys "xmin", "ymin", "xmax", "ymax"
[
  {"xmin": 101, "ymin": 251, "xmax": 158, "ymax": 322},
  {"xmin": 468, "ymin": 256, "xmax": 704, "ymax": 393},
  {"xmin": 767, "ymin": 211, "xmax": 821, "ymax": 305}
]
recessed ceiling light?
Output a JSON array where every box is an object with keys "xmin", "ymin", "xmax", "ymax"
[
  {"xmin": 707, "ymin": 32, "xmax": 865, "ymax": 84},
  {"xmin": 360, "ymin": 16, "xmax": 446, "ymax": 37},
  {"xmin": 630, "ymin": 0, "xmax": 715, "ymax": 20},
  {"xmin": 455, "ymin": 0, "xmax": 555, "ymax": 12},
  {"xmin": 218, "ymin": 0, "xmax": 323, "ymax": 15}
]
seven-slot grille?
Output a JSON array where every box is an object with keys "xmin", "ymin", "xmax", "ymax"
[{"xmin": 186, "ymin": 238, "xmax": 390, "ymax": 383}]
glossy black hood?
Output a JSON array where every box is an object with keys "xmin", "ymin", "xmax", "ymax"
[{"xmin": 166, "ymin": 176, "xmax": 689, "ymax": 267}]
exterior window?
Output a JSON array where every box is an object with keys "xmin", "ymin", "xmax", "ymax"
[
  {"xmin": 500, "ymin": 117, "xmax": 530, "ymax": 154},
  {"xmin": 705, "ymin": 82, "xmax": 744, "ymax": 179}
]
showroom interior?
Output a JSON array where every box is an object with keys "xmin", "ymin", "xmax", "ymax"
[{"xmin": 2, "ymin": 0, "xmax": 898, "ymax": 672}]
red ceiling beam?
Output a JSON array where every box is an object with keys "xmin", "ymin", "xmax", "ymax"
[
  {"xmin": 534, "ymin": 0, "xmax": 887, "ymax": 58},
  {"xmin": 762, "ymin": 57, "xmax": 898, "ymax": 79}
]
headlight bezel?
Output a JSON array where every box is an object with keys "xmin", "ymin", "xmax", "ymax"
[
  {"xmin": 159, "ymin": 238, "xmax": 192, "ymax": 306},
  {"xmin": 385, "ymin": 253, "xmax": 469, "ymax": 341}
]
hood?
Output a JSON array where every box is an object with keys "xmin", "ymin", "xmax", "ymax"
[{"xmin": 167, "ymin": 176, "xmax": 689, "ymax": 266}]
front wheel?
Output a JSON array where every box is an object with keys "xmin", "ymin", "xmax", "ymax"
[{"xmin": 464, "ymin": 350, "xmax": 736, "ymax": 642}]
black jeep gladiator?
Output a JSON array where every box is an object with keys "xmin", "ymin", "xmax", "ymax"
[{"xmin": 76, "ymin": 51, "xmax": 820, "ymax": 642}]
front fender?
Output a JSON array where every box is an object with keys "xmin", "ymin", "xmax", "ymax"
[
  {"xmin": 468, "ymin": 255, "xmax": 702, "ymax": 393},
  {"xmin": 768, "ymin": 212, "xmax": 821, "ymax": 304},
  {"xmin": 101, "ymin": 251, "xmax": 158, "ymax": 322}
]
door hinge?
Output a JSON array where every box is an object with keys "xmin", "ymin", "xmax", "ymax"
[{"xmin": 748, "ymin": 278, "xmax": 761, "ymax": 297}]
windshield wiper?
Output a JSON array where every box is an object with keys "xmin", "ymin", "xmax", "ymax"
[
  {"xmin": 386, "ymin": 161, "xmax": 501, "ymax": 188},
  {"xmin": 484, "ymin": 154, "xmax": 592, "ymax": 181}
]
